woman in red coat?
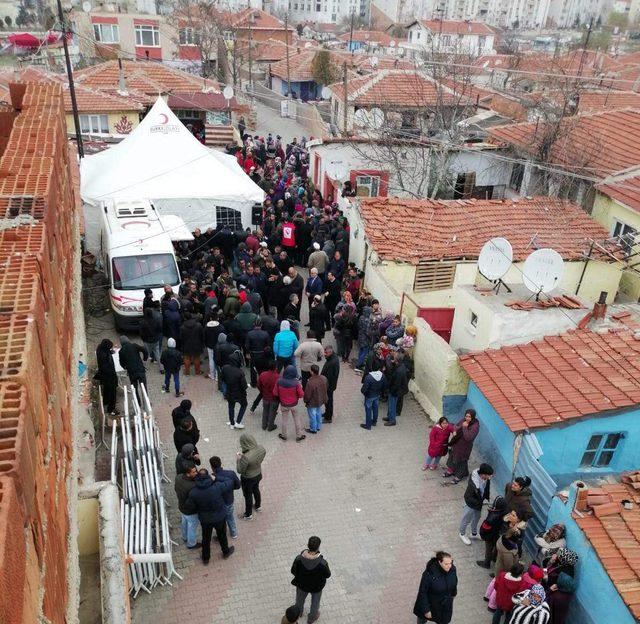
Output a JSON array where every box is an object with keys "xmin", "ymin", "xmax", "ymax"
[{"xmin": 423, "ymin": 417, "xmax": 454, "ymax": 471}]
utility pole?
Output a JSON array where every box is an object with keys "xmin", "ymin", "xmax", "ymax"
[
  {"xmin": 348, "ymin": 10, "xmax": 355, "ymax": 53},
  {"xmin": 56, "ymin": 0, "xmax": 83, "ymax": 157},
  {"xmin": 342, "ymin": 60, "xmax": 348, "ymax": 135},
  {"xmin": 577, "ymin": 18, "xmax": 593, "ymax": 80},
  {"xmin": 285, "ymin": 13, "xmax": 291, "ymax": 99},
  {"xmin": 248, "ymin": 14, "xmax": 253, "ymax": 91}
]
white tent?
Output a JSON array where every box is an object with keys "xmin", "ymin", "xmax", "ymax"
[{"xmin": 80, "ymin": 97, "xmax": 263, "ymax": 239}]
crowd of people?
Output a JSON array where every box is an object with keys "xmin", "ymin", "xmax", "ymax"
[{"xmin": 94, "ymin": 132, "xmax": 580, "ymax": 624}]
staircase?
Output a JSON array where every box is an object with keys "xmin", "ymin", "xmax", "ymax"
[{"xmin": 205, "ymin": 124, "xmax": 237, "ymax": 148}]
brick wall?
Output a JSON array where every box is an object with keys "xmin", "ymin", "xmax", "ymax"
[{"xmin": 0, "ymin": 81, "xmax": 77, "ymax": 624}]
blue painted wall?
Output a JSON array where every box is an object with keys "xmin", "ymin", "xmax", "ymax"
[
  {"xmin": 547, "ymin": 490, "xmax": 636, "ymax": 624},
  {"xmin": 442, "ymin": 394, "xmax": 466, "ymax": 419},
  {"xmin": 271, "ymin": 76, "xmax": 321, "ymax": 101},
  {"xmin": 535, "ymin": 407, "xmax": 640, "ymax": 488}
]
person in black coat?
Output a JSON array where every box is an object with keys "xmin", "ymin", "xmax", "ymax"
[
  {"xmin": 323, "ymin": 272, "xmax": 342, "ymax": 327},
  {"xmin": 118, "ymin": 336, "xmax": 148, "ymax": 397},
  {"xmin": 174, "ymin": 417, "xmax": 200, "ymax": 453},
  {"xmin": 209, "ymin": 456, "xmax": 242, "ymax": 539},
  {"xmin": 172, "ymin": 399, "xmax": 196, "ymax": 429},
  {"xmin": 384, "ymin": 355, "xmax": 410, "ymax": 426},
  {"xmin": 320, "ymin": 345, "xmax": 340, "ymax": 423},
  {"xmin": 184, "ymin": 469, "xmax": 235, "ymax": 564},
  {"xmin": 413, "ymin": 552, "xmax": 458, "ymax": 624},
  {"xmin": 180, "ymin": 312, "xmax": 204, "ymax": 375},
  {"xmin": 245, "ymin": 320, "xmax": 272, "ymax": 386},
  {"xmin": 95, "ymin": 338, "xmax": 118, "ymax": 415},
  {"xmin": 220, "ymin": 352, "xmax": 248, "ymax": 428},
  {"xmin": 309, "ymin": 295, "xmax": 327, "ymax": 342},
  {"xmin": 291, "ymin": 536, "xmax": 331, "ymax": 623},
  {"xmin": 160, "ymin": 338, "xmax": 184, "ymax": 397},
  {"xmin": 460, "ymin": 463, "xmax": 494, "ymax": 544},
  {"xmin": 139, "ymin": 305, "xmax": 163, "ymax": 370}
]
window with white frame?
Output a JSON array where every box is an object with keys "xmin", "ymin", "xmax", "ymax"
[
  {"xmin": 79, "ymin": 114, "xmax": 109, "ymax": 134},
  {"xmin": 612, "ymin": 220, "xmax": 637, "ymax": 240},
  {"xmin": 355, "ymin": 175, "xmax": 381, "ymax": 197},
  {"xmin": 580, "ymin": 433, "xmax": 624, "ymax": 468},
  {"xmin": 135, "ymin": 24, "xmax": 160, "ymax": 47},
  {"xmin": 179, "ymin": 27, "xmax": 199, "ymax": 45},
  {"xmin": 93, "ymin": 23, "xmax": 120, "ymax": 43}
]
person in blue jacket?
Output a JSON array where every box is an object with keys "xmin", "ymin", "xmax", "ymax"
[
  {"xmin": 209, "ymin": 455, "xmax": 241, "ymax": 540},
  {"xmin": 360, "ymin": 362, "xmax": 386, "ymax": 430},
  {"xmin": 273, "ymin": 320, "xmax": 299, "ymax": 371}
]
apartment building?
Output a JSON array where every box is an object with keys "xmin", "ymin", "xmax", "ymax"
[{"xmin": 273, "ymin": 0, "xmax": 371, "ymax": 24}]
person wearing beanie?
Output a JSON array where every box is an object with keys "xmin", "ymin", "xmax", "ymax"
[
  {"xmin": 459, "ymin": 463, "xmax": 494, "ymax": 545},
  {"xmin": 281, "ymin": 605, "xmax": 300, "ymax": 624},
  {"xmin": 510, "ymin": 585, "xmax": 551, "ymax": 624},
  {"xmin": 204, "ymin": 319, "xmax": 223, "ymax": 380},
  {"xmin": 161, "ymin": 337, "xmax": 184, "ymax": 397},
  {"xmin": 505, "ymin": 476, "xmax": 534, "ymax": 523},
  {"xmin": 522, "ymin": 564, "xmax": 544, "ymax": 588}
]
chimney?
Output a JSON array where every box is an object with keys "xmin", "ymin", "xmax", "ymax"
[
  {"xmin": 593, "ymin": 291, "xmax": 607, "ymax": 320},
  {"xmin": 117, "ymin": 57, "xmax": 128, "ymax": 96}
]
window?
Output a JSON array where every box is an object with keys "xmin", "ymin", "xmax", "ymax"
[
  {"xmin": 93, "ymin": 23, "xmax": 119, "ymax": 43},
  {"xmin": 416, "ymin": 31, "xmax": 421, "ymax": 39},
  {"xmin": 179, "ymin": 27, "xmax": 199, "ymax": 45},
  {"xmin": 316, "ymin": 2, "xmax": 321, "ymax": 10},
  {"xmin": 612, "ymin": 220, "xmax": 636, "ymax": 240},
  {"xmin": 509, "ymin": 162, "xmax": 525, "ymax": 191},
  {"xmin": 112, "ymin": 254, "xmax": 179, "ymax": 290},
  {"xmin": 470, "ymin": 311, "xmax": 478, "ymax": 328},
  {"xmin": 580, "ymin": 433, "xmax": 624, "ymax": 468},
  {"xmin": 135, "ymin": 24, "xmax": 160, "ymax": 47},
  {"xmin": 79, "ymin": 114, "xmax": 109, "ymax": 134},
  {"xmin": 414, "ymin": 260, "xmax": 457, "ymax": 292},
  {"xmin": 355, "ymin": 175, "xmax": 380, "ymax": 197},
  {"xmin": 216, "ymin": 206, "xmax": 243, "ymax": 231}
]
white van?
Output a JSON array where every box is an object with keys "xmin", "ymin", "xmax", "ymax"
[{"xmin": 98, "ymin": 199, "xmax": 193, "ymax": 332}]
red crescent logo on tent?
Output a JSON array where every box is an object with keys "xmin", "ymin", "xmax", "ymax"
[{"xmin": 159, "ymin": 113, "xmax": 168, "ymax": 124}]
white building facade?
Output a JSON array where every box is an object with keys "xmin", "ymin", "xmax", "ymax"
[{"xmin": 272, "ymin": 0, "xmax": 370, "ymax": 23}]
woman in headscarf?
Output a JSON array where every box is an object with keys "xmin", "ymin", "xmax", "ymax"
[
  {"xmin": 443, "ymin": 408, "xmax": 480, "ymax": 483},
  {"xmin": 534, "ymin": 524, "xmax": 566, "ymax": 561},
  {"xmin": 543, "ymin": 548, "xmax": 578, "ymax": 591},
  {"xmin": 511, "ymin": 585, "xmax": 551, "ymax": 624},
  {"xmin": 96, "ymin": 339, "xmax": 118, "ymax": 415}
]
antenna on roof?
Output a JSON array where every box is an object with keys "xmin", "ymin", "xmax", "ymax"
[
  {"xmin": 478, "ymin": 237, "xmax": 513, "ymax": 294},
  {"xmin": 522, "ymin": 248, "xmax": 565, "ymax": 301}
]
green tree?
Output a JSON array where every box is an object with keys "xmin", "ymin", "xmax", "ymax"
[
  {"xmin": 311, "ymin": 49, "xmax": 337, "ymax": 86},
  {"xmin": 4, "ymin": 16, "xmax": 11, "ymax": 27},
  {"xmin": 608, "ymin": 11, "xmax": 629, "ymax": 29}
]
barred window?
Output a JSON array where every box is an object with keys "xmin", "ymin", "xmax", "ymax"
[
  {"xmin": 414, "ymin": 260, "xmax": 457, "ymax": 292},
  {"xmin": 216, "ymin": 206, "xmax": 243, "ymax": 231}
]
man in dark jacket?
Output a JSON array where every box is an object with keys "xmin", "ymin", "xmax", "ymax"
[
  {"xmin": 321, "ymin": 345, "xmax": 339, "ymax": 423},
  {"xmin": 214, "ymin": 333, "xmax": 240, "ymax": 393},
  {"xmin": 210, "ymin": 456, "xmax": 241, "ymax": 539},
  {"xmin": 174, "ymin": 416, "xmax": 200, "ymax": 453},
  {"xmin": 383, "ymin": 354, "xmax": 409, "ymax": 427},
  {"xmin": 221, "ymin": 352, "xmax": 248, "ymax": 429},
  {"xmin": 180, "ymin": 312, "xmax": 204, "ymax": 375},
  {"xmin": 185, "ymin": 469, "xmax": 236, "ymax": 564},
  {"xmin": 245, "ymin": 318, "xmax": 272, "ymax": 386},
  {"xmin": 118, "ymin": 336, "xmax": 148, "ymax": 398},
  {"xmin": 139, "ymin": 306, "xmax": 163, "ymax": 371},
  {"xmin": 174, "ymin": 462, "xmax": 200, "ymax": 548},
  {"xmin": 459, "ymin": 463, "xmax": 493, "ymax": 545},
  {"xmin": 360, "ymin": 363, "xmax": 386, "ymax": 430},
  {"xmin": 160, "ymin": 338, "xmax": 184, "ymax": 397},
  {"xmin": 291, "ymin": 535, "xmax": 331, "ymax": 624},
  {"xmin": 171, "ymin": 399, "xmax": 196, "ymax": 429},
  {"xmin": 175, "ymin": 443, "xmax": 200, "ymax": 474}
]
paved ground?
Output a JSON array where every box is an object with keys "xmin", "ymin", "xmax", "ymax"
[
  {"xmin": 253, "ymin": 100, "xmax": 309, "ymax": 145},
  {"xmin": 86, "ymin": 288, "xmax": 492, "ymax": 624}
]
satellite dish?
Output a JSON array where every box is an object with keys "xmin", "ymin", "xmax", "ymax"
[
  {"xmin": 354, "ymin": 108, "xmax": 370, "ymax": 128},
  {"xmin": 368, "ymin": 107, "xmax": 384, "ymax": 129},
  {"xmin": 369, "ymin": 56, "xmax": 379, "ymax": 68},
  {"xmin": 82, "ymin": 0, "xmax": 92, "ymax": 11},
  {"xmin": 326, "ymin": 160, "xmax": 348, "ymax": 182},
  {"xmin": 389, "ymin": 40, "xmax": 396, "ymax": 47},
  {"xmin": 478, "ymin": 237, "xmax": 513, "ymax": 281},
  {"xmin": 522, "ymin": 248, "xmax": 564, "ymax": 295},
  {"xmin": 321, "ymin": 86, "xmax": 332, "ymax": 99},
  {"xmin": 223, "ymin": 86, "xmax": 234, "ymax": 100}
]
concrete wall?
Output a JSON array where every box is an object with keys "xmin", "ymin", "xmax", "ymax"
[
  {"xmin": 547, "ymin": 488, "xmax": 636, "ymax": 624},
  {"xmin": 592, "ymin": 191, "xmax": 640, "ymax": 301},
  {"xmin": 411, "ymin": 318, "xmax": 468, "ymax": 419},
  {"xmin": 535, "ymin": 407, "xmax": 640, "ymax": 488}
]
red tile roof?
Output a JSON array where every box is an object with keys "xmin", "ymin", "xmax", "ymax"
[
  {"xmin": 574, "ymin": 476, "xmax": 640, "ymax": 619},
  {"xmin": 329, "ymin": 69, "xmax": 460, "ymax": 108},
  {"xmin": 65, "ymin": 84, "xmax": 143, "ymax": 112},
  {"xmin": 270, "ymin": 49, "xmax": 354, "ymax": 82},
  {"xmin": 489, "ymin": 109, "xmax": 640, "ymax": 179},
  {"xmin": 357, "ymin": 196, "xmax": 614, "ymax": 263},
  {"xmin": 337, "ymin": 30, "xmax": 399, "ymax": 46},
  {"xmin": 460, "ymin": 328, "xmax": 640, "ymax": 432},
  {"xmin": 227, "ymin": 8, "xmax": 286, "ymax": 30},
  {"xmin": 412, "ymin": 19, "xmax": 494, "ymax": 36},
  {"xmin": 596, "ymin": 172, "xmax": 640, "ymax": 214},
  {"xmin": 571, "ymin": 90, "xmax": 640, "ymax": 113}
]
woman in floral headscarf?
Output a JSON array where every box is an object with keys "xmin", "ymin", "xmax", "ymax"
[
  {"xmin": 511, "ymin": 584, "xmax": 551, "ymax": 624},
  {"xmin": 543, "ymin": 548, "xmax": 577, "ymax": 592},
  {"xmin": 534, "ymin": 524, "xmax": 566, "ymax": 561}
]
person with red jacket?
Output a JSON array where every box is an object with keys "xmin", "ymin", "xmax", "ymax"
[
  {"xmin": 273, "ymin": 365, "xmax": 305, "ymax": 442},
  {"xmin": 256, "ymin": 360, "xmax": 280, "ymax": 431},
  {"xmin": 281, "ymin": 217, "xmax": 296, "ymax": 252},
  {"xmin": 423, "ymin": 416, "xmax": 454, "ymax": 470},
  {"xmin": 493, "ymin": 563, "xmax": 527, "ymax": 624}
]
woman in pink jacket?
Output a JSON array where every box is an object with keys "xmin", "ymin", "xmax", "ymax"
[{"xmin": 423, "ymin": 417, "xmax": 454, "ymax": 470}]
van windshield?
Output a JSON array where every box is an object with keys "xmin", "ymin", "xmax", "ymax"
[{"xmin": 112, "ymin": 253, "xmax": 179, "ymax": 290}]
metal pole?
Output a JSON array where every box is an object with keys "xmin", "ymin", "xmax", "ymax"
[
  {"xmin": 575, "ymin": 241, "xmax": 595, "ymax": 296},
  {"xmin": 349, "ymin": 10, "xmax": 355, "ymax": 53},
  {"xmin": 56, "ymin": 0, "xmax": 83, "ymax": 158},
  {"xmin": 285, "ymin": 14, "xmax": 291, "ymax": 99},
  {"xmin": 342, "ymin": 61, "xmax": 348, "ymax": 135},
  {"xmin": 248, "ymin": 16, "xmax": 253, "ymax": 91}
]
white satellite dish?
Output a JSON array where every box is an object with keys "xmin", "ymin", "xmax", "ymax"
[
  {"xmin": 478, "ymin": 237, "xmax": 513, "ymax": 281},
  {"xmin": 321, "ymin": 86, "xmax": 332, "ymax": 99},
  {"xmin": 223, "ymin": 86, "xmax": 234, "ymax": 100},
  {"xmin": 354, "ymin": 108, "xmax": 370, "ymax": 128},
  {"xmin": 327, "ymin": 160, "xmax": 348, "ymax": 182},
  {"xmin": 389, "ymin": 40, "xmax": 396, "ymax": 47},
  {"xmin": 368, "ymin": 107, "xmax": 384, "ymax": 129},
  {"xmin": 82, "ymin": 0, "xmax": 92, "ymax": 11},
  {"xmin": 522, "ymin": 248, "xmax": 565, "ymax": 295},
  {"xmin": 369, "ymin": 56, "xmax": 379, "ymax": 68}
]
